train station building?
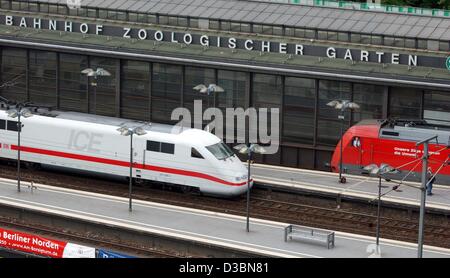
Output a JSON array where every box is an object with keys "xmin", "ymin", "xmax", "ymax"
[{"xmin": 0, "ymin": 0, "xmax": 449, "ymax": 170}]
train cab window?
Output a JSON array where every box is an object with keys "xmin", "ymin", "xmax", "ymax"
[
  {"xmin": 191, "ymin": 148, "xmax": 204, "ymax": 159},
  {"xmin": 6, "ymin": 121, "xmax": 19, "ymax": 132},
  {"xmin": 0, "ymin": 119, "xmax": 5, "ymax": 130},
  {"xmin": 147, "ymin": 140, "xmax": 160, "ymax": 152},
  {"xmin": 351, "ymin": 137, "xmax": 361, "ymax": 148},
  {"xmin": 206, "ymin": 142, "xmax": 234, "ymax": 160},
  {"xmin": 161, "ymin": 143, "xmax": 175, "ymax": 154}
]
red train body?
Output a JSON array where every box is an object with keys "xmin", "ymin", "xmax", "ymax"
[{"xmin": 331, "ymin": 119, "xmax": 450, "ymax": 184}]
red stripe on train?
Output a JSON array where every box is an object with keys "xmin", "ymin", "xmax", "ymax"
[{"xmin": 10, "ymin": 145, "xmax": 249, "ymax": 187}]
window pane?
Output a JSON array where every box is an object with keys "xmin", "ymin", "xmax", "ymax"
[
  {"xmin": 218, "ymin": 70, "xmax": 247, "ymax": 140},
  {"xmin": 147, "ymin": 141, "xmax": 160, "ymax": 152},
  {"xmin": 389, "ymin": 87, "xmax": 421, "ymax": 118},
  {"xmin": 7, "ymin": 121, "xmax": 18, "ymax": 132},
  {"xmin": 273, "ymin": 26, "xmax": 283, "ymax": 36},
  {"xmin": 283, "ymin": 77, "xmax": 316, "ymax": 144},
  {"xmin": 121, "ymin": 60, "xmax": 150, "ymax": 121},
  {"xmin": 338, "ymin": 32, "xmax": 349, "ymax": 42},
  {"xmin": 252, "ymin": 74, "xmax": 282, "ymax": 144},
  {"xmin": 161, "ymin": 143, "xmax": 175, "ymax": 154},
  {"xmin": 184, "ymin": 66, "xmax": 215, "ymax": 127},
  {"xmin": 352, "ymin": 84, "xmax": 384, "ymax": 123},
  {"xmin": 317, "ymin": 80, "xmax": 351, "ymax": 146},
  {"xmin": 159, "ymin": 15, "xmax": 169, "ymax": 25},
  {"xmin": 424, "ymin": 90, "xmax": 450, "ymax": 126},
  {"xmin": 29, "ymin": 50, "xmax": 57, "ymax": 107},
  {"xmin": 152, "ymin": 63, "xmax": 182, "ymax": 124},
  {"xmin": 384, "ymin": 37, "xmax": 395, "ymax": 46},
  {"xmin": 351, "ymin": 33, "xmax": 361, "ymax": 43},
  {"xmin": 59, "ymin": 53, "xmax": 88, "ymax": 112},
  {"xmin": 191, "ymin": 148, "xmax": 204, "ymax": 159},
  {"xmin": 439, "ymin": 41, "xmax": 450, "ymax": 51},
  {"xmin": 89, "ymin": 57, "xmax": 118, "ymax": 117},
  {"xmin": 0, "ymin": 47, "xmax": 27, "ymax": 102},
  {"xmin": 209, "ymin": 20, "xmax": 219, "ymax": 29},
  {"xmin": 231, "ymin": 22, "xmax": 241, "ymax": 32}
]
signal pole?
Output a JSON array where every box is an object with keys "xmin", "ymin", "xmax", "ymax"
[{"xmin": 416, "ymin": 135, "xmax": 437, "ymax": 258}]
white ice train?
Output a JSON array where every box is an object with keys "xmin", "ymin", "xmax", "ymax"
[{"xmin": 0, "ymin": 109, "xmax": 251, "ymax": 197}]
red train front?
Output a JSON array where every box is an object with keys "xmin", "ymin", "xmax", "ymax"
[{"xmin": 331, "ymin": 119, "xmax": 450, "ymax": 184}]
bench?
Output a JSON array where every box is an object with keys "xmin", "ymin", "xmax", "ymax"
[{"xmin": 284, "ymin": 224, "xmax": 335, "ymax": 249}]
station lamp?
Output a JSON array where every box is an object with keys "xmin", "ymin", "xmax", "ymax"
[
  {"xmin": 363, "ymin": 163, "xmax": 398, "ymax": 256},
  {"xmin": 326, "ymin": 100, "xmax": 360, "ymax": 183},
  {"xmin": 234, "ymin": 143, "xmax": 266, "ymax": 233},
  {"xmin": 81, "ymin": 67, "xmax": 111, "ymax": 115},
  {"xmin": 117, "ymin": 125, "xmax": 148, "ymax": 212},
  {"xmin": 6, "ymin": 105, "xmax": 33, "ymax": 193},
  {"xmin": 193, "ymin": 84, "xmax": 224, "ymax": 109}
]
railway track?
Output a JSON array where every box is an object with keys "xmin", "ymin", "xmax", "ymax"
[{"xmin": 1, "ymin": 162, "xmax": 450, "ymax": 249}]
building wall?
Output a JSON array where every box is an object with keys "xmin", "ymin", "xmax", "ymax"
[{"xmin": 1, "ymin": 46, "xmax": 450, "ymax": 170}]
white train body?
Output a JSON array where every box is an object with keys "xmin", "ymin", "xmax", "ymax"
[{"xmin": 0, "ymin": 110, "xmax": 250, "ymax": 197}]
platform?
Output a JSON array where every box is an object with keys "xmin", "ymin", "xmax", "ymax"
[
  {"xmin": 252, "ymin": 164, "xmax": 450, "ymax": 212},
  {"xmin": 0, "ymin": 178, "xmax": 449, "ymax": 258}
]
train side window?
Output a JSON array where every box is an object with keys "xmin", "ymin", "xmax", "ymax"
[
  {"xmin": 147, "ymin": 140, "xmax": 160, "ymax": 152},
  {"xmin": 382, "ymin": 130, "xmax": 399, "ymax": 136},
  {"xmin": 0, "ymin": 119, "xmax": 5, "ymax": 130},
  {"xmin": 6, "ymin": 121, "xmax": 18, "ymax": 132},
  {"xmin": 191, "ymin": 148, "xmax": 204, "ymax": 159},
  {"xmin": 161, "ymin": 143, "xmax": 175, "ymax": 154}
]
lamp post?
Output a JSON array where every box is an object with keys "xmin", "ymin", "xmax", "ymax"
[
  {"xmin": 6, "ymin": 105, "xmax": 33, "ymax": 193},
  {"xmin": 117, "ymin": 125, "xmax": 148, "ymax": 212},
  {"xmin": 193, "ymin": 84, "xmax": 224, "ymax": 109},
  {"xmin": 327, "ymin": 100, "xmax": 360, "ymax": 183},
  {"xmin": 363, "ymin": 163, "xmax": 398, "ymax": 255},
  {"xmin": 81, "ymin": 67, "xmax": 111, "ymax": 115},
  {"xmin": 233, "ymin": 143, "xmax": 266, "ymax": 232}
]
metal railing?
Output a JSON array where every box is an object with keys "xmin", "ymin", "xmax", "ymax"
[{"xmin": 250, "ymin": 0, "xmax": 450, "ymax": 17}]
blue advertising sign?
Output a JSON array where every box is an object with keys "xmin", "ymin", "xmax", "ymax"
[{"xmin": 96, "ymin": 249, "xmax": 134, "ymax": 258}]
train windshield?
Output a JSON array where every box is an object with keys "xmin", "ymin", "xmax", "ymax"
[{"xmin": 206, "ymin": 142, "xmax": 234, "ymax": 160}]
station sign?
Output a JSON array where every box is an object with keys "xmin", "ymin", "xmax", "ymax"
[
  {"xmin": 0, "ymin": 14, "xmax": 448, "ymax": 69},
  {"xmin": 97, "ymin": 249, "xmax": 134, "ymax": 258},
  {"xmin": 0, "ymin": 227, "xmax": 67, "ymax": 258},
  {"xmin": 447, "ymin": 56, "xmax": 450, "ymax": 71}
]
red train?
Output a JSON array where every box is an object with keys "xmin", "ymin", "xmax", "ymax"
[{"xmin": 331, "ymin": 119, "xmax": 450, "ymax": 184}]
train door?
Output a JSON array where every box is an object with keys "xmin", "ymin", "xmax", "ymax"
[
  {"xmin": 359, "ymin": 137, "xmax": 374, "ymax": 167},
  {"xmin": 348, "ymin": 136, "xmax": 372, "ymax": 168}
]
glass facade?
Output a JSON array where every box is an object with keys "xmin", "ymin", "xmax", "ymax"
[
  {"xmin": 317, "ymin": 80, "xmax": 351, "ymax": 146},
  {"xmin": 29, "ymin": 50, "xmax": 57, "ymax": 107},
  {"xmin": 183, "ymin": 66, "xmax": 215, "ymax": 127},
  {"xmin": 0, "ymin": 47, "xmax": 27, "ymax": 102},
  {"xmin": 59, "ymin": 53, "xmax": 88, "ymax": 113},
  {"xmin": 89, "ymin": 57, "xmax": 118, "ymax": 117},
  {"xmin": 283, "ymin": 77, "xmax": 316, "ymax": 144},
  {"xmin": 121, "ymin": 60, "xmax": 150, "ymax": 121},
  {"xmin": 0, "ymin": 46, "xmax": 448, "ymax": 170},
  {"xmin": 352, "ymin": 83, "xmax": 384, "ymax": 123},
  {"xmin": 151, "ymin": 63, "xmax": 182, "ymax": 124},
  {"xmin": 389, "ymin": 87, "xmax": 422, "ymax": 119}
]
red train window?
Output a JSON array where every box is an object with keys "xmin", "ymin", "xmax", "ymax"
[{"xmin": 351, "ymin": 137, "xmax": 361, "ymax": 148}]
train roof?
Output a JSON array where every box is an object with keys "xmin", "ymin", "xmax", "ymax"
[
  {"xmin": 379, "ymin": 119, "xmax": 450, "ymax": 145},
  {"xmin": 0, "ymin": 107, "xmax": 187, "ymax": 135}
]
